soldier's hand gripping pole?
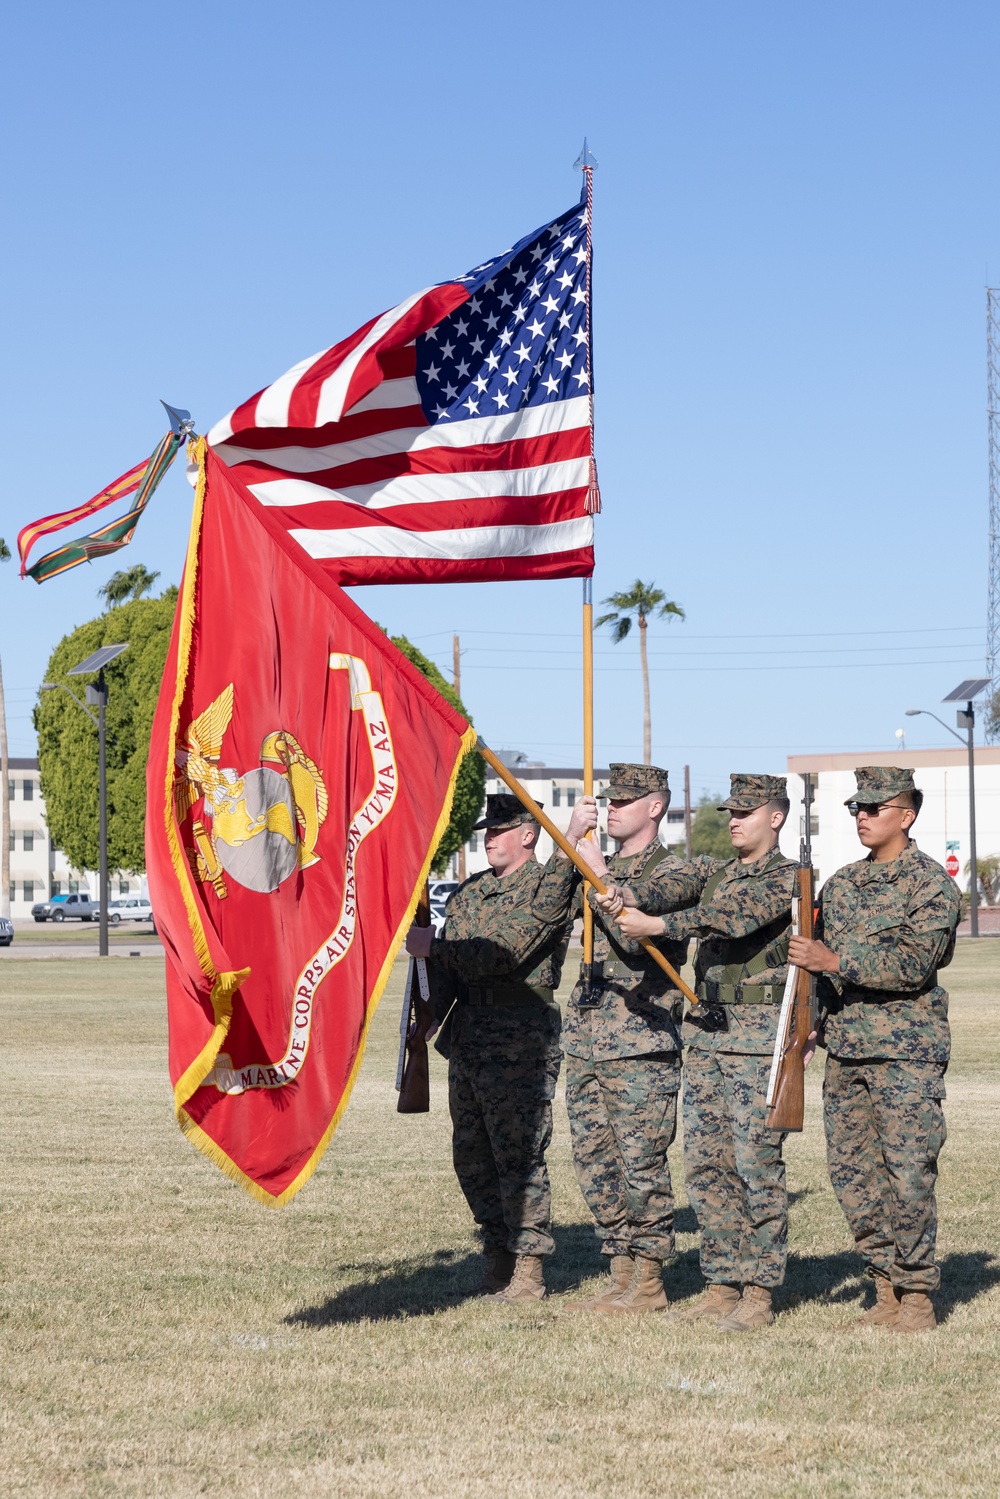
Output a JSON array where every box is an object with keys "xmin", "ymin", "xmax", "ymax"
[
  {"xmin": 765, "ymin": 774, "xmax": 816, "ymax": 1132},
  {"xmin": 397, "ymin": 883, "xmax": 433, "ymax": 1113},
  {"xmin": 476, "ymin": 738, "xmax": 699, "ymax": 1008}
]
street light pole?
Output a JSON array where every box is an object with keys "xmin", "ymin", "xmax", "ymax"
[
  {"xmin": 959, "ymin": 698, "xmax": 979, "ymax": 939},
  {"xmin": 88, "ymin": 671, "xmax": 110, "ymax": 958},
  {"xmin": 44, "ymin": 641, "xmax": 130, "ymax": 959},
  {"xmin": 906, "ymin": 673, "xmax": 991, "ymax": 938}
]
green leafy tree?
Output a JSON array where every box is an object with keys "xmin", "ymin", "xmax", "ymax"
[
  {"xmin": 690, "ymin": 793, "xmax": 732, "ymax": 859},
  {"xmin": 596, "ymin": 580, "xmax": 684, "ymax": 764},
  {"xmin": 35, "ymin": 601, "xmax": 484, "ymax": 880},
  {"xmin": 34, "ymin": 591, "xmax": 179, "ymax": 871},
  {"xmin": 390, "ymin": 634, "xmax": 485, "ymax": 873},
  {"xmin": 0, "ymin": 535, "xmax": 9, "ymax": 917},
  {"xmin": 97, "ymin": 564, "xmax": 161, "ymax": 608}
]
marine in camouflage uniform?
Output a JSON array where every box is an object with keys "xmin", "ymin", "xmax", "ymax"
[
  {"xmin": 616, "ymin": 773, "xmax": 797, "ymax": 1332},
  {"xmin": 792, "ymin": 767, "xmax": 960, "ymax": 1334},
  {"xmin": 424, "ymin": 793, "xmax": 572, "ymax": 1304},
  {"xmin": 532, "ymin": 764, "xmax": 692, "ymax": 1313}
]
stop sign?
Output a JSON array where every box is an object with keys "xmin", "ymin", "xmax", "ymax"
[{"xmin": 946, "ymin": 853, "xmax": 959, "ymax": 878}]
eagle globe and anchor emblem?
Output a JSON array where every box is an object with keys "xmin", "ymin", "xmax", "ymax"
[{"xmin": 175, "ymin": 684, "xmax": 329, "ymax": 898}]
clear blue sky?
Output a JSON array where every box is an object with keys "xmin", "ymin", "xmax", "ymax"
[{"xmin": 2, "ymin": 0, "xmax": 996, "ymax": 798}]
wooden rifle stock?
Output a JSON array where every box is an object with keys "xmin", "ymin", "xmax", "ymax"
[
  {"xmin": 397, "ymin": 884, "xmax": 433, "ymax": 1114},
  {"xmin": 765, "ymin": 863, "xmax": 815, "ymax": 1132}
]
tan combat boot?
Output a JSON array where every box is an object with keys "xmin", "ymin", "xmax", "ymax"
[
  {"xmin": 565, "ymin": 1255, "xmax": 634, "ymax": 1311},
  {"xmin": 845, "ymin": 1274, "xmax": 899, "ymax": 1329},
  {"xmin": 479, "ymin": 1248, "xmax": 516, "ymax": 1296},
  {"xmin": 594, "ymin": 1255, "xmax": 668, "ymax": 1314},
  {"xmin": 490, "ymin": 1254, "xmax": 546, "ymax": 1303},
  {"xmin": 715, "ymin": 1285, "xmax": 774, "ymax": 1333},
  {"xmin": 893, "ymin": 1291, "xmax": 937, "ymax": 1334},
  {"xmin": 666, "ymin": 1283, "xmax": 741, "ymax": 1324}
]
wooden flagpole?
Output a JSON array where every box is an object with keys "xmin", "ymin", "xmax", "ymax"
[{"xmin": 477, "ymin": 738, "xmax": 698, "ymax": 1006}]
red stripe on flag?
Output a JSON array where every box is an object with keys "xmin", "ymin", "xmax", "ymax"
[
  {"xmin": 215, "ymin": 395, "xmax": 426, "ymax": 454},
  {"xmin": 285, "ymin": 315, "xmax": 382, "ymax": 428},
  {"xmin": 256, "ymin": 486, "xmax": 590, "ymax": 535},
  {"xmin": 227, "ymin": 427, "xmax": 590, "ymax": 493},
  {"xmin": 336, "ymin": 285, "xmax": 468, "ymax": 418},
  {"xmin": 313, "ymin": 548, "xmax": 594, "ymax": 586}
]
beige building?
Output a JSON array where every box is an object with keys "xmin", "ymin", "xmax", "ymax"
[
  {"xmin": 453, "ymin": 756, "xmax": 690, "ymax": 877},
  {"xmin": 785, "ymin": 747, "xmax": 1000, "ymax": 895},
  {"xmin": 6, "ymin": 757, "xmax": 145, "ymax": 917}
]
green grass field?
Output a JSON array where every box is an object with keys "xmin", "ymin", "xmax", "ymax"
[{"xmin": 1, "ymin": 944, "xmax": 998, "ymax": 1497}]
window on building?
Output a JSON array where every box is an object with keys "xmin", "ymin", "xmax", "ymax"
[
  {"xmin": 7, "ymin": 830, "xmax": 12, "ymax": 852},
  {"xmin": 23, "ymin": 881, "xmax": 33, "ymax": 901},
  {"xmin": 69, "ymin": 879, "xmax": 80, "ymax": 894},
  {"xmin": 552, "ymin": 787, "xmax": 561, "ymax": 807},
  {"xmin": 7, "ymin": 779, "xmax": 13, "ymax": 801},
  {"xmin": 51, "ymin": 880, "xmax": 62, "ymax": 897},
  {"xmin": 23, "ymin": 780, "xmax": 33, "ymax": 801},
  {"xmin": 119, "ymin": 879, "xmax": 129, "ymax": 895},
  {"xmin": 469, "ymin": 834, "xmax": 478, "ymax": 852},
  {"xmin": 23, "ymin": 831, "xmax": 33, "ymax": 852},
  {"xmin": 567, "ymin": 788, "xmax": 577, "ymax": 807}
]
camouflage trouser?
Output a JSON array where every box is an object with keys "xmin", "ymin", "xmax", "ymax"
[
  {"xmin": 449, "ymin": 1008, "xmax": 562, "ymax": 1257},
  {"xmin": 565, "ymin": 1050, "xmax": 680, "ymax": 1261},
  {"xmin": 683, "ymin": 1049, "xmax": 788, "ymax": 1289},
  {"xmin": 824, "ymin": 1054, "xmax": 947, "ymax": 1292}
]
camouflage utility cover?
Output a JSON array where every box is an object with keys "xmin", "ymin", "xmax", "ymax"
[
  {"xmin": 816, "ymin": 841, "xmax": 960, "ymax": 1064},
  {"xmin": 471, "ymin": 792, "xmax": 541, "ymax": 831},
  {"xmin": 718, "ymin": 773, "xmax": 788, "ymax": 811},
  {"xmin": 844, "ymin": 765, "xmax": 916, "ymax": 807},
  {"xmin": 600, "ymin": 763, "xmax": 670, "ymax": 802},
  {"xmin": 533, "ymin": 840, "xmax": 690, "ymax": 1060}
]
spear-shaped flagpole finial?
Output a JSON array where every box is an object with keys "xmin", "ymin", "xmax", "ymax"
[
  {"xmin": 160, "ymin": 401, "xmax": 196, "ymax": 440},
  {"xmin": 574, "ymin": 137, "xmax": 598, "ymax": 172}
]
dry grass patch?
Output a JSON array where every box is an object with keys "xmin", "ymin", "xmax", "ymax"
[{"xmin": 0, "ymin": 943, "xmax": 998, "ymax": 1496}]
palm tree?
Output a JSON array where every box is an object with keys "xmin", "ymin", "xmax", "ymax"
[
  {"xmin": 965, "ymin": 854, "xmax": 1000, "ymax": 907},
  {"xmin": 0, "ymin": 536, "xmax": 9, "ymax": 918},
  {"xmin": 98, "ymin": 564, "xmax": 161, "ymax": 608},
  {"xmin": 596, "ymin": 580, "xmax": 685, "ymax": 765}
]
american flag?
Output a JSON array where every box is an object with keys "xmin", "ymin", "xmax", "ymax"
[{"xmin": 207, "ymin": 200, "xmax": 595, "ymax": 584}]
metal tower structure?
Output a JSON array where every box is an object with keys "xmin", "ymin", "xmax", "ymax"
[{"xmin": 987, "ymin": 290, "xmax": 1000, "ymax": 740}]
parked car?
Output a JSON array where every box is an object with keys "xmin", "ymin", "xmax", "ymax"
[
  {"xmin": 428, "ymin": 879, "xmax": 459, "ymax": 935},
  {"xmin": 31, "ymin": 892, "xmax": 99, "ymax": 923},
  {"xmin": 106, "ymin": 896, "xmax": 154, "ymax": 925},
  {"xmin": 0, "ymin": 915, "xmax": 12, "ymax": 947}
]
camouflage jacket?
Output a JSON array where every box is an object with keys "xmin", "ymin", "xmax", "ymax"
[
  {"xmin": 532, "ymin": 840, "xmax": 691, "ymax": 1061},
  {"xmin": 628, "ymin": 846, "xmax": 796, "ymax": 1056},
  {"xmin": 429, "ymin": 857, "xmax": 572, "ymax": 1027},
  {"xmin": 816, "ymin": 841, "xmax": 960, "ymax": 1065}
]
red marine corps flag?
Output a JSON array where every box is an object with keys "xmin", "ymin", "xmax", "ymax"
[{"xmin": 145, "ymin": 440, "xmax": 474, "ymax": 1206}]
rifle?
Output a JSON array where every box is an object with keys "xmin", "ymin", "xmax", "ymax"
[
  {"xmin": 765, "ymin": 774, "xmax": 816, "ymax": 1132},
  {"xmin": 396, "ymin": 883, "xmax": 433, "ymax": 1113}
]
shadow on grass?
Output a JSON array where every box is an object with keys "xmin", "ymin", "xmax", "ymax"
[
  {"xmin": 286, "ymin": 1217, "xmax": 706, "ymax": 1327},
  {"xmin": 780, "ymin": 1248, "xmax": 1000, "ymax": 1321}
]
